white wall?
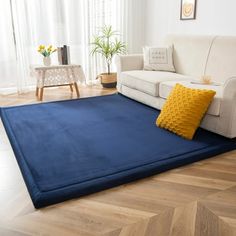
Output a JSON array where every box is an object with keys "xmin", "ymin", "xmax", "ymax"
[
  {"xmin": 145, "ymin": 0, "xmax": 169, "ymax": 45},
  {"xmin": 145, "ymin": 0, "xmax": 236, "ymax": 45}
]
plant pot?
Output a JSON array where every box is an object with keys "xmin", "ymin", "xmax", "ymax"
[
  {"xmin": 98, "ymin": 73, "xmax": 117, "ymax": 88},
  {"xmin": 43, "ymin": 57, "xmax": 51, "ymax": 66}
]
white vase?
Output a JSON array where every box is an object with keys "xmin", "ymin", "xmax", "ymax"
[{"xmin": 43, "ymin": 57, "xmax": 51, "ymax": 66}]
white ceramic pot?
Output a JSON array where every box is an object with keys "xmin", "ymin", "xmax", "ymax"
[{"xmin": 43, "ymin": 57, "xmax": 51, "ymax": 66}]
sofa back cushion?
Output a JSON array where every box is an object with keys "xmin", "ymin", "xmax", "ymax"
[
  {"xmin": 205, "ymin": 36, "xmax": 236, "ymax": 84},
  {"xmin": 165, "ymin": 35, "xmax": 215, "ymax": 78}
]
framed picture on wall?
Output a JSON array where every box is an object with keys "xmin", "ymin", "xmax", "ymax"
[{"xmin": 180, "ymin": 0, "xmax": 197, "ymax": 20}]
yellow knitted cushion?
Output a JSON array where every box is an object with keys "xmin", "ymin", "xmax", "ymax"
[{"xmin": 156, "ymin": 83, "xmax": 216, "ymax": 139}]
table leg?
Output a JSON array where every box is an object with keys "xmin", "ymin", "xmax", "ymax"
[
  {"xmin": 74, "ymin": 82, "xmax": 80, "ymax": 98},
  {"xmin": 69, "ymin": 84, "xmax": 73, "ymax": 92},
  {"xmin": 36, "ymin": 87, "xmax": 39, "ymax": 97},
  {"xmin": 40, "ymin": 70, "xmax": 46, "ymax": 101},
  {"xmin": 39, "ymin": 87, "xmax": 44, "ymax": 101}
]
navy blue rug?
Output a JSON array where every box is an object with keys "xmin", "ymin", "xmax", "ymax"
[{"xmin": 1, "ymin": 94, "xmax": 235, "ymax": 208}]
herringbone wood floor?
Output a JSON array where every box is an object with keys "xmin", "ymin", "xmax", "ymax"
[{"xmin": 0, "ymin": 85, "xmax": 236, "ymax": 236}]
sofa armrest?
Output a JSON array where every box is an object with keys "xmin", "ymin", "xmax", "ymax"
[
  {"xmin": 223, "ymin": 76, "xmax": 236, "ymax": 97},
  {"xmin": 115, "ymin": 54, "xmax": 143, "ymax": 78},
  {"xmin": 115, "ymin": 54, "xmax": 144, "ymax": 92},
  {"xmin": 220, "ymin": 76, "xmax": 236, "ymax": 137}
]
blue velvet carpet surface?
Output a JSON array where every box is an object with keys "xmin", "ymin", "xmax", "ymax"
[{"xmin": 1, "ymin": 94, "xmax": 235, "ymax": 208}]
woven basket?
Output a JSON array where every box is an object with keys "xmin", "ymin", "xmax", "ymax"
[{"xmin": 98, "ymin": 73, "xmax": 117, "ymax": 88}]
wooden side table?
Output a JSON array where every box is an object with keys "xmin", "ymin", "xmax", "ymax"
[{"xmin": 31, "ymin": 65, "xmax": 86, "ymax": 101}]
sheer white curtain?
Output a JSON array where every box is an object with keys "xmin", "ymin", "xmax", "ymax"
[
  {"xmin": 83, "ymin": 0, "xmax": 130, "ymax": 84},
  {"xmin": 0, "ymin": 0, "xmax": 18, "ymax": 93},
  {"xmin": 0, "ymin": 0, "xmax": 143, "ymax": 94},
  {"xmin": 9, "ymin": 0, "xmax": 86, "ymax": 93}
]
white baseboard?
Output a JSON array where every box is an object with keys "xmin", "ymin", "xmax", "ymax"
[{"xmin": 0, "ymin": 86, "xmax": 35, "ymax": 95}]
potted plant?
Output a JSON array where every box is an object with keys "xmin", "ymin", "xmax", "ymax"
[
  {"xmin": 91, "ymin": 26, "xmax": 126, "ymax": 88},
  {"xmin": 37, "ymin": 45, "xmax": 57, "ymax": 66}
]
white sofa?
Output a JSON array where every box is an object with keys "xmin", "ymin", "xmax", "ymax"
[{"xmin": 116, "ymin": 35, "xmax": 236, "ymax": 138}]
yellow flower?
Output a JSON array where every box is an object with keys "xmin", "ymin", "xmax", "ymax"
[
  {"xmin": 39, "ymin": 45, "xmax": 45, "ymax": 50},
  {"xmin": 37, "ymin": 44, "xmax": 56, "ymax": 55},
  {"xmin": 37, "ymin": 45, "xmax": 45, "ymax": 54}
]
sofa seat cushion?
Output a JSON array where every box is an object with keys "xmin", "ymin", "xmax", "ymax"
[
  {"xmin": 120, "ymin": 70, "xmax": 193, "ymax": 97},
  {"xmin": 159, "ymin": 81, "xmax": 223, "ymax": 116}
]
